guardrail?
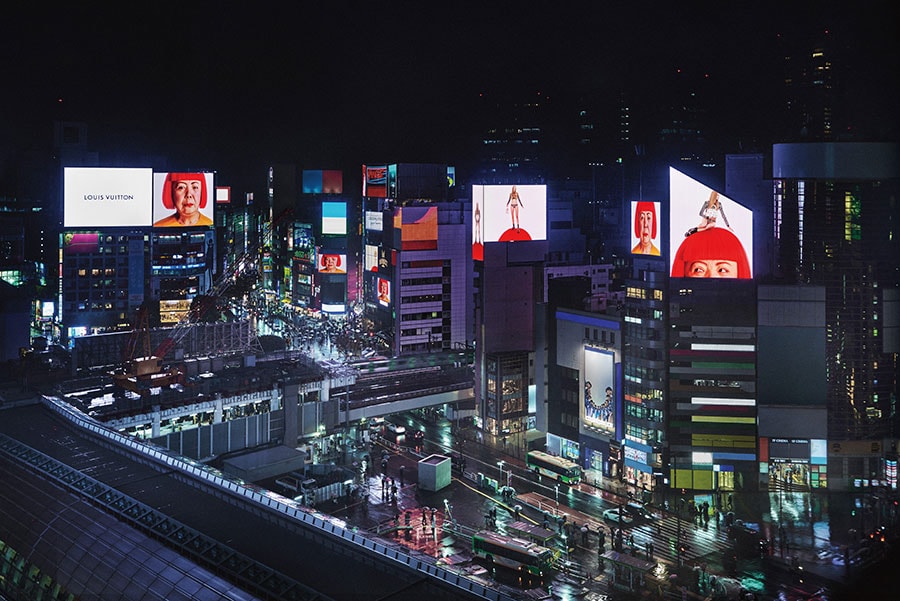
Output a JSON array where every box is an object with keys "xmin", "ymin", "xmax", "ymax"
[{"xmin": 40, "ymin": 396, "xmax": 518, "ymax": 601}]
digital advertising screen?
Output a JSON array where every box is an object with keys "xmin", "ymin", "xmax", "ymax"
[
  {"xmin": 669, "ymin": 168, "xmax": 753, "ymax": 279},
  {"xmin": 583, "ymin": 346, "xmax": 615, "ymax": 434},
  {"xmin": 472, "ymin": 184, "xmax": 547, "ymax": 260},
  {"xmin": 64, "ymin": 167, "xmax": 153, "ymax": 228},
  {"xmin": 215, "ymin": 186, "xmax": 231, "ymax": 204},
  {"xmin": 376, "ymin": 277, "xmax": 391, "ymax": 307},
  {"xmin": 153, "ymin": 172, "xmax": 214, "ymax": 228},
  {"xmin": 365, "ymin": 210, "xmax": 383, "ymax": 232},
  {"xmin": 400, "ymin": 206, "xmax": 438, "ymax": 251},
  {"xmin": 317, "ymin": 253, "xmax": 347, "ymax": 274},
  {"xmin": 62, "ymin": 232, "xmax": 100, "ymax": 254},
  {"xmin": 365, "ymin": 244, "xmax": 378, "ymax": 272},
  {"xmin": 321, "ymin": 201, "xmax": 347, "ymax": 235},
  {"xmin": 362, "ymin": 165, "xmax": 387, "ymax": 198},
  {"xmin": 630, "ymin": 200, "xmax": 662, "ymax": 256}
]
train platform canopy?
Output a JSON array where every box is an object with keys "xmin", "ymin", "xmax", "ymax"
[{"xmin": 223, "ymin": 444, "xmax": 308, "ymax": 481}]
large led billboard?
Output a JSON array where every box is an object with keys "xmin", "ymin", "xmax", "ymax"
[
  {"xmin": 318, "ymin": 253, "xmax": 347, "ymax": 274},
  {"xmin": 630, "ymin": 201, "xmax": 662, "ymax": 256},
  {"xmin": 362, "ymin": 165, "xmax": 387, "ymax": 198},
  {"xmin": 64, "ymin": 167, "xmax": 153, "ymax": 228},
  {"xmin": 472, "ymin": 184, "xmax": 547, "ymax": 260},
  {"xmin": 153, "ymin": 172, "xmax": 214, "ymax": 227},
  {"xmin": 321, "ymin": 201, "xmax": 347, "ymax": 235},
  {"xmin": 376, "ymin": 277, "xmax": 391, "ymax": 307},
  {"xmin": 669, "ymin": 168, "xmax": 753, "ymax": 279},
  {"xmin": 400, "ymin": 206, "xmax": 438, "ymax": 251},
  {"xmin": 365, "ymin": 244, "xmax": 378, "ymax": 272},
  {"xmin": 584, "ymin": 347, "xmax": 616, "ymax": 434}
]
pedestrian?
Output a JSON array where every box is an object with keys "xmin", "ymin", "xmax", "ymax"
[
  {"xmin": 431, "ymin": 507, "xmax": 437, "ymax": 524},
  {"xmin": 582, "ymin": 524, "xmax": 589, "ymax": 546}
]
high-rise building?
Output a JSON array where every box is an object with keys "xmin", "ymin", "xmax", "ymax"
[
  {"xmin": 362, "ymin": 164, "xmax": 469, "ymax": 355},
  {"xmin": 771, "ymin": 142, "xmax": 900, "ymax": 441}
]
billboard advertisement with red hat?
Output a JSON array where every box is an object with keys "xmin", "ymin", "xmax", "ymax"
[
  {"xmin": 630, "ymin": 200, "xmax": 662, "ymax": 256},
  {"xmin": 153, "ymin": 172, "xmax": 214, "ymax": 228},
  {"xmin": 668, "ymin": 168, "xmax": 753, "ymax": 279}
]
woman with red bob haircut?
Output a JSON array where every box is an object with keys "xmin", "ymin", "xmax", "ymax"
[
  {"xmin": 631, "ymin": 201, "xmax": 660, "ymax": 255},
  {"xmin": 671, "ymin": 227, "xmax": 751, "ymax": 279},
  {"xmin": 154, "ymin": 172, "xmax": 212, "ymax": 227}
]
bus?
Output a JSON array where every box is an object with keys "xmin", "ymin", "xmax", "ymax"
[
  {"xmin": 526, "ymin": 450, "xmax": 582, "ymax": 485},
  {"xmin": 472, "ymin": 531, "xmax": 558, "ymax": 577}
]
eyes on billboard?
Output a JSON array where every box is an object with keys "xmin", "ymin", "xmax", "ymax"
[{"xmin": 668, "ymin": 168, "xmax": 753, "ymax": 279}]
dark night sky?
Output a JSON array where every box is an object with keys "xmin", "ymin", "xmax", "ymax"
[{"xmin": 1, "ymin": 2, "xmax": 897, "ymax": 193}]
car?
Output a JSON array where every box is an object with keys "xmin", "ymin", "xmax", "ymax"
[
  {"xmin": 602, "ymin": 507, "xmax": 634, "ymax": 524},
  {"xmin": 623, "ymin": 503, "xmax": 656, "ymax": 521},
  {"xmin": 383, "ymin": 423, "xmax": 406, "ymax": 436},
  {"xmin": 411, "ymin": 429, "xmax": 425, "ymax": 440}
]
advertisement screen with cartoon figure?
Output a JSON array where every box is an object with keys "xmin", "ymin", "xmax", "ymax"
[
  {"xmin": 584, "ymin": 347, "xmax": 615, "ymax": 433},
  {"xmin": 153, "ymin": 172, "xmax": 214, "ymax": 228},
  {"xmin": 472, "ymin": 184, "xmax": 547, "ymax": 260},
  {"xmin": 669, "ymin": 168, "xmax": 753, "ymax": 279},
  {"xmin": 631, "ymin": 200, "xmax": 662, "ymax": 256}
]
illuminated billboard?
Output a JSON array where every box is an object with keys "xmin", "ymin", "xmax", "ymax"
[
  {"xmin": 215, "ymin": 186, "xmax": 231, "ymax": 204},
  {"xmin": 377, "ymin": 277, "xmax": 391, "ymax": 307},
  {"xmin": 62, "ymin": 232, "xmax": 99, "ymax": 254},
  {"xmin": 64, "ymin": 167, "xmax": 153, "ymax": 228},
  {"xmin": 400, "ymin": 206, "xmax": 438, "ymax": 251},
  {"xmin": 472, "ymin": 184, "xmax": 547, "ymax": 260},
  {"xmin": 630, "ymin": 201, "xmax": 662, "ymax": 256},
  {"xmin": 302, "ymin": 170, "xmax": 343, "ymax": 194},
  {"xmin": 584, "ymin": 347, "xmax": 616, "ymax": 434},
  {"xmin": 153, "ymin": 172, "xmax": 214, "ymax": 227},
  {"xmin": 362, "ymin": 165, "xmax": 387, "ymax": 198},
  {"xmin": 321, "ymin": 201, "xmax": 347, "ymax": 235},
  {"xmin": 669, "ymin": 168, "xmax": 753, "ymax": 279},
  {"xmin": 365, "ymin": 245, "xmax": 378, "ymax": 272},
  {"xmin": 365, "ymin": 211, "xmax": 383, "ymax": 232},
  {"xmin": 318, "ymin": 253, "xmax": 347, "ymax": 274}
]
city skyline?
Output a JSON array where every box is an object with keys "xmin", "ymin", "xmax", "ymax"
[{"xmin": 2, "ymin": 3, "xmax": 897, "ymax": 194}]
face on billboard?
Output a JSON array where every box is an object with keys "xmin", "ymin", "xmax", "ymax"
[
  {"xmin": 669, "ymin": 168, "xmax": 753, "ymax": 279},
  {"xmin": 322, "ymin": 201, "xmax": 347, "ymax": 235},
  {"xmin": 153, "ymin": 172, "xmax": 214, "ymax": 227},
  {"xmin": 377, "ymin": 277, "xmax": 391, "ymax": 306},
  {"xmin": 631, "ymin": 201, "xmax": 662, "ymax": 256},
  {"xmin": 584, "ymin": 347, "xmax": 615, "ymax": 433},
  {"xmin": 472, "ymin": 184, "xmax": 547, "ymax": 259},
  {"xmin": 64, "ymin": 167, "xmax": 153, "ymax": 227},
  {"xmin": 318, "ymin": 253, "xmax": 346, "ymax": 274}
]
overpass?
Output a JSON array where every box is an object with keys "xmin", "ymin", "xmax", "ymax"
[{"xmin": 0, "ymin": 396, "xmax": 515, "ymax": 601}]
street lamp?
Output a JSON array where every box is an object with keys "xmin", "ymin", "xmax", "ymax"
[{"xmin": 497, "ymin": 460, "xmax": 505, "ymax": 489}]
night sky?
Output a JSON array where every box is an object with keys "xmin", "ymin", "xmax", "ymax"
[{"xmin": 2, "ymin": 3, "xmax": 897, "ymax": 193}]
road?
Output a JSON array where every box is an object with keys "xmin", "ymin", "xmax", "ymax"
[{"xmin": 309, "ymin": 410, "xmax": 858, "ymax": 601}]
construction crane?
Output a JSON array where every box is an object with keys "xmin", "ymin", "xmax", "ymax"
[{"xmin": 112, "ymin": 208, "xmax": 294, "ymax": 395}]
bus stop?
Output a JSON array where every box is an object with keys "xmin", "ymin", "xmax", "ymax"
[{"xmin": 600, "ymin": 550, "xmax": 658, "ymax": 594}]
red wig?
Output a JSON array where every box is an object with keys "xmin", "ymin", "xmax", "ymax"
[
  {"xmin": 634, "ymin": 201, "xmax": 657, "ymax": 239},
  {"xmin": 671, "ymin": 227, "xmax": 751, "ymax": 278},
  {"xmin": 162, "ymin": 173, "xmax": 208, "ymax": 209},
  {"xmin": 321, "ymin": 254, "xmax": 342, "ymax": 267}
]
